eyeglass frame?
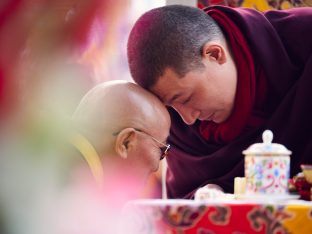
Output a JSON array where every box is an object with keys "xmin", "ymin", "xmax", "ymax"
[{"xmin": 112, "ymin": 128, "xmax": 170, "ymax": 160}]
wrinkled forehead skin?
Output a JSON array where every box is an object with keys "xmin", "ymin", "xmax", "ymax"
[{"xmin": 73, "ymin": 80, "xmax": 171, "ymax": 137}]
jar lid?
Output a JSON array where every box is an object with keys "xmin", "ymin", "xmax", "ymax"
[{"xmin": 243, "ymin": 130, "xmax": 291, "ymax": 156}]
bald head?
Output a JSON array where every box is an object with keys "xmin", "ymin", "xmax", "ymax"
[{"xmin": 73, "ymin": 80, "xmax": 171, "ymax": 156}]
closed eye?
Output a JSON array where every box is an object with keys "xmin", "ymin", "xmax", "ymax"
[{"xmin": 182, "ymin": 96, "xmax": 191, "ymax": 104}]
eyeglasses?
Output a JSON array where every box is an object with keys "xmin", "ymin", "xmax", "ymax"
[
  {"xmin": 113, "ymin": 128, "xmax": 170, "ymax": 160},
  {"xmin": 135, "ymin": 129, "xmax": 170, "ymax": 160}
]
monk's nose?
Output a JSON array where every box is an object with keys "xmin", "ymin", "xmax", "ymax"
[{"xmin": 173, "ymin": 105, "xmax": 199, "ymax": 125}]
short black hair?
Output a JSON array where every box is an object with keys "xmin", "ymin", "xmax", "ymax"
[{"xmin": 127, "ymin": 5, "xmax": 224, "ymax": 89}]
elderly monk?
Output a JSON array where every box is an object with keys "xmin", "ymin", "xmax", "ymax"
[
  {"xmin": 56, "ymin": 80, "xmax": 171, "ymax": 233},
  {"xmin": 71, "ymin": 80, "xmax": 171, "ymax": 188}
]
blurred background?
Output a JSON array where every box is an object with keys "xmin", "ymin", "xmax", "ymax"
[
  {"xmin": 0, "ymin": 0, "xmax": 168, "ymax": 121},
  {"xmin": 0, "ymin": 1, "xmax": 167, "ymax": 233},
  {"xmin": 0, "ymin": 0, "xmax": 310, "ymax": 233}
]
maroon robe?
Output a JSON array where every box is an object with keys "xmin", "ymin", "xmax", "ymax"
[{"xmin": 166, "ymin": 6, "xmax": 312, "ymax": 199}]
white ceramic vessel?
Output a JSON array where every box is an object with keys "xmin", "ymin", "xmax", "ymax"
[{"xmin": 243, "ymin": 130, "xmax": 291, "ymax": 196}]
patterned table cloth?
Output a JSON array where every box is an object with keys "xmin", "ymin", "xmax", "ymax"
[{"xmin": 121, "ymin": 199, "xmax": 312, "ymax": 234}]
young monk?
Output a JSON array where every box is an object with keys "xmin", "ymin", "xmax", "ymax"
[{"xmin": 127, "ymin": 5, "xmax": 312, "ymax": 198}]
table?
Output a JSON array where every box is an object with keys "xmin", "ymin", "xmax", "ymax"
[{"xmin": 121, "ymin": 198, "xmax": 312, "ymax": 234}]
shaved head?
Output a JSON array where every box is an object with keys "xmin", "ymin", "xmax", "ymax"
[{"xmin": 72, "ymin": 80, "xmax": 170, "ymax": 156}]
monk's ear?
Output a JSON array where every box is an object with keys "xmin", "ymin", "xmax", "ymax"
[
  {"xmin": 202, "ymin": 42, "xmax": 226, "ymax": 64},
  {"xmin": 114, "ymin": 128, "xmax": 137, "ymax": 159}
]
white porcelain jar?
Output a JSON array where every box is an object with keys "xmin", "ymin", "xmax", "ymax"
[{"xmin": 243, "ymin": 130, "xmax": 291, "ymax": 195}]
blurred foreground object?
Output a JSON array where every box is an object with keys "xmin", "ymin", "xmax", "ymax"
[{"xmin": 0, "ymin": 1, "xmax": 139, "ymax": 233}]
